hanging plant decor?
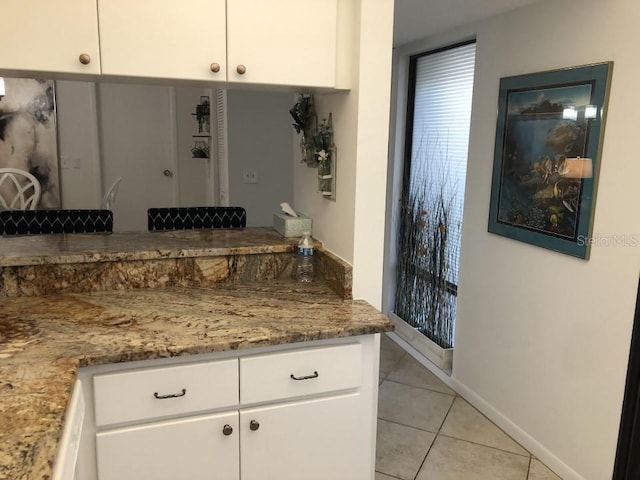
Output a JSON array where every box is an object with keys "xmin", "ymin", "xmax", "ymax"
[
  {"xmin": 289, "ymin": 94, "xmax": 337, "ymax": 199},
  {"xmin": 289, "ymin": 94, "xmax": 317, "ymax": 166}
]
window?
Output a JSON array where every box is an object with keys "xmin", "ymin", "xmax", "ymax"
[{"xmin": 394, "ymin": 40, "xmax": 476, "ymax": 349}]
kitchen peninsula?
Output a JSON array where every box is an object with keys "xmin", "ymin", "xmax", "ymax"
[{"xmin": 0, "ymin": 228, "xmax": 393, "ymax": 480}]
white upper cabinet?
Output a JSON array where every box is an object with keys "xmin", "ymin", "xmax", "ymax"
[
  {"xmin": 0, "ymin": 0, "xmax": 349, "ymax": 88},
  {"xmin": 0, "ymin": 0, "xmax": 100, "ymax": 75},
  {"xmin": 226, "ymin": 0, "xmax": 339, "ymax": 88},
  {"xmin": 98, "ymin": 0, "xmax": 227, "ymax": 81}
]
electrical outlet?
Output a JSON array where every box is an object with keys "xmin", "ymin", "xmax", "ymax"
[{"xmin": 243, "ymin": 168, "xmax": 258, "ymax": 184}]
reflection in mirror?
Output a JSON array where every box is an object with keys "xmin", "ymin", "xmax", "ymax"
[
  {"xmin": 40, "ymin": 79, "xmax": 293, "ymax": 232},
  {"xmin": 0, "ymin": 77, "xmax": 60, "ymax": 208}
]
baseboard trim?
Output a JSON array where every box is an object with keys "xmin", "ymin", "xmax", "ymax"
[{"xmin": 449, "ymin": 377, "xmax": 584, "ymax": 480}]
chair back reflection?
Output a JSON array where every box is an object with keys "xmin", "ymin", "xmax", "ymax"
[
  {"xmin": 0, "ymin": 209, "xmax": 113, "ymax": 235},
  {"xmin": 0, "ymin": 168, "xmax": 41, "ymax": 210},
  {"xmin": 147, "ymin": 207, "xmax": 246, "ymax": 231}
]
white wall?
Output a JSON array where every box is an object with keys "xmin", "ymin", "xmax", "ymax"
[
  {"xmin": 392, "ymin": 0, "xmax": 640, "ymax": 478},
  {"xmin": 227, "ymin": 89, "xmax": 293, "ymax": 227},
  {"xmin": 294, "ymin": 0, "xmax": 395, "ymax": 308},
  {"xmin": 56, "ymin": 80, "xmax": 102, "ymax": 209}
]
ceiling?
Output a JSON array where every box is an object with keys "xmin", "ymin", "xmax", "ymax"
[{"xmin": 393, "ymin": 0, "xmax": 542, "ymax": 47}]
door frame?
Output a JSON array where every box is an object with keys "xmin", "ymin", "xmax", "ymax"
[{"xmin": 613, "ymin": 275, "xmax": 640, "ymax": 480}]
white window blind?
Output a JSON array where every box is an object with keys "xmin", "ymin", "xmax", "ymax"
[{"xmin": 408, "ymin": 41, "xmax": 476, "ymax": 287}]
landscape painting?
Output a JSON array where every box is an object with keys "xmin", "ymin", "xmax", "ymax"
[{"xmin": 0, "ymin": 78, "xmax": 60, "ymax": 208}]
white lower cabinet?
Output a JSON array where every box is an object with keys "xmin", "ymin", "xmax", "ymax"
[
  {"xmin": 80, "ymin": 336, "xmax": 379, "ymax": 480},
  {"xmin": 95, "ymin": 394, "xmax": 365, "ymax": 480},
  {"xmin": 240, "ymin": 393, "xmax": 367, "ymax": 480},
  {"xmin": 96, "ymin": 411, "xmax": 239, "ymax": 480}
]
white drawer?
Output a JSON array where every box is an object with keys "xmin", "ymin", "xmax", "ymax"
[
  {"xmin": 93, "ymin": 359, "xmax": 238, "ymax": 427},
  {"xmin": 240, "ymin": 343, "xmax": 362, "ymax": 405}
]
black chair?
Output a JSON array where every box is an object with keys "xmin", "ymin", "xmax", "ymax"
[
  {"xmin": 0, "ymin": 209, "xmax": 114, "ymax": 235},
  {"xmin": 147, "ymin": 207, "xmax": 246, "ymax": 231}
]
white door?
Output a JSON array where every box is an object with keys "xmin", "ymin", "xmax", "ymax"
[
  {"xmin": 99, "ymin": 83, "xmax": 178, "ymax": 232},
  {"xmin": 240, "ymin": 393, "xmax": 370, "ymax": 480},
  {"xmin": 96, "ymin": 411, "xmax": 240, "ymax": 480}
]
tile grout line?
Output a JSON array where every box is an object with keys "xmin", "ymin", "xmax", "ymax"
[
  {"xmin": 378, "ymin": 350, "xmax": 404, "ymax": 382},
  {"xmin": 452, "ymin": 393, "xmax": 530, "ymax": 456},
  {"xmin": 374, "ymin": 471, "xmax": 404, "ymax": 480},
  {"xmin": 436, "ymin": 433, "xmax": 532, "ymax": 458},
  {"xmin": 381, "ymin": 377, "xmax": 456, "ymax": 397},
  {"xmin": 376, "ymin": 416, "xmax": 441, "ymax": 436},
  {"xmin": 411, "ymin": 392, "xmax": 458, "ymax": 480}
]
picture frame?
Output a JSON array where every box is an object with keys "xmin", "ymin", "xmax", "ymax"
[
  {"xmin": 0, "ymin": 77, "xmax": 60, "ymax": 209},
  {"xmin": 487, "ymin": 62, "xmax": 613, "ymax": 259}
]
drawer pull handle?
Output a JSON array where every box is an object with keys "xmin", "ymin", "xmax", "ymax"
[
  {"xmin": 153, "ymin": 388, "xmax": 187, "ymax": 400},
  {"xmin": 290, "ymin": 371, "xmax": 319, "ymax": 381}
]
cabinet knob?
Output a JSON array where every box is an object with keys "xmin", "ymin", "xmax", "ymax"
[
  {"xmin": 78, "ymin": 53, "xmax": 91, "ymax": 65},
  {"xmin": 249, "ymin": 420, "xmax": 260, "ymax": 431},
  {"xmin": 236, "ymin": 64, "xmax": 247, "ymax": 75},
  {"xmin": 210, "ymin": 62, "xmax": 221, "ymax": 73},
  {"xmin": 163, "ymin": 169, "xmax": 173, "ymax": 177},
  {"xmin": 222, "ymin": 424, "xmax": 233, "ymax": 436}
]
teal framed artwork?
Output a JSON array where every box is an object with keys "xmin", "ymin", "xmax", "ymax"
[{"xmin": 488, "ymin": 62, "xmax": 613, "ymax": 259}]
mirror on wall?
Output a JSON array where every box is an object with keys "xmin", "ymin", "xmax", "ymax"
[{"xmin": 0, "ymin": 76, "xmax": 295, "ymax": 232}]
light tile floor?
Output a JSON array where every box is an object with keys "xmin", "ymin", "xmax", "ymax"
[{"xmin": 376, "ymin": 334, "xmax": 562, "ymax": 480}]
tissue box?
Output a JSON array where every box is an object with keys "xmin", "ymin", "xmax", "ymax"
[{"xmin": 273, "ymin": 212, "xmax": 312, "ymax": 238}]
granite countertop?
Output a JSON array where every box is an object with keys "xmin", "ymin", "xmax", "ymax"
[
  {"xmin": 0, "ymin": 227, "xmax": 297, "ymax": 267},
  {"xmin": 0, "ymin": 280, "xmax": 393, "ymax": 480}
]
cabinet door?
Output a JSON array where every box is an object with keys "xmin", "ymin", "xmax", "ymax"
[
  {"xmin": 98, "ymin": 0, "xmax": 226, "ymax": 81},
  {"xmin": 0, "ymin": 0, "xmax": 100, "ymax": 75},
  {"xmin": 96, "ymin": 411, "xmax": 239, "ymax": 480},
  {"xmin": 227, "ymin": 0, "xmax": 338, "ymax": 87},
  {"xmin": 240, "ymin": 393, "xmax": 371, "ymax": 480}
]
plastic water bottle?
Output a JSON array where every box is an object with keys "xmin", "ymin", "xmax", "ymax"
[{"xmin": 296, "ymin": 232, "xmax": 314, "ymax": 283}]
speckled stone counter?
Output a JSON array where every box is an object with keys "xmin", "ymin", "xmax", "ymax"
[
  {"xmin": 0, "ymin": 228, "xmax": 294, "ymax": 266},
  {"xmin": 0, "ymin": 228, "xmax": 352, "ymax": 298},
  {"xmin": 0, "ymin": 281, "xmax": 393, "ymax": 480}
]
